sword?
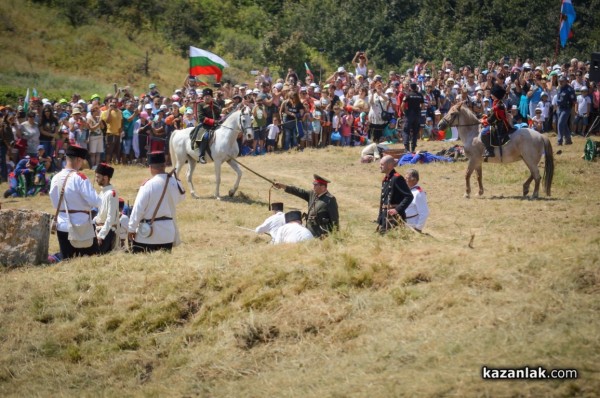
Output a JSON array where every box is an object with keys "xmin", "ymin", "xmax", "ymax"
[
  {"xmin": 236, "ymin": 226, "xmax": 271, "ymax": 237},
  {"xmin": 236, "ymin": 226, "xmax": 256, "ymax": 233}
]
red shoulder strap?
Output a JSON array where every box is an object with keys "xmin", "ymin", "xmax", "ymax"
[{"xmin": 76, "ymin": 172, "xmax": 87, "ymax": 180}]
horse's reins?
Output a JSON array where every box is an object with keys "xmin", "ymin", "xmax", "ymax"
[
  {"xmin": 443, "ymin": 110, "xmax": 480, "ymax": 128},
  {"xmin": 226, "ymin": 156, "xmax": 275, "ymax": 185}
]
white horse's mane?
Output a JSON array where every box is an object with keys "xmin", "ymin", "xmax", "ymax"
[{"xmin": 220, "ymin": 105, "xmax": 251, "ymax": 125}]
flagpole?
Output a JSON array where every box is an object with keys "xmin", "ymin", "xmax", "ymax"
[
  {"xmin": 555, "ymin": 0, "xmax": 565, "ymax": 64},
  {"xmin": 554, "ymin": 13, "xmax": 561, "ymax": 65}
]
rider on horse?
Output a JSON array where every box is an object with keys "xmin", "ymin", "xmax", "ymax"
[
  {"xmin": 196, "ymin": 88, "xmax": 222, "ymax": 164},
  {"xmin": 481, "ymin": 84, "xmax": 511, "ymax": 158}
]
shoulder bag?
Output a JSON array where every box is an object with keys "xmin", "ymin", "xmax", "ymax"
[{"xmin": 378, "ymin": 97, "xmax": 394, "ymax": 122}]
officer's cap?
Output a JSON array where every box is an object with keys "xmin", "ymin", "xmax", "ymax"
[{"xmin": 313, "ymin": 174, "xmax": 330, "ymax": 185}]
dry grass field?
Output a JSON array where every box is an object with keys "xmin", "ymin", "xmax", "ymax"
[{"xmin": 1, "ymin": 135, "xmax": 600, "ymax": 397}]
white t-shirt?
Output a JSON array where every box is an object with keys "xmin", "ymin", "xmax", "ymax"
[
  {"xmin": 355, "ymin": 64, "xmax": 367, "ymax": 78},
  {"xmin": 332, "ymin": 114, "xmax": 340, "ymax": 130},
  {"xmin": 267, "ymin": 123, "xmax": 280, "ymax": 140},
  {"xmin": 576, "ymin": 95, "xmax": 591, "ymax": 116}
]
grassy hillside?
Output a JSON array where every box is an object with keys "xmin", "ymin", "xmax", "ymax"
[
  {"xmin": 1, "ymin": 136, "xmax": 599, "ymax": 396},
  {"xmin": 0, "ymin": 0, "xmax": 189, "ymax": 103}
]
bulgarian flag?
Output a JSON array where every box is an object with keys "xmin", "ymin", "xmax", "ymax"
[
  {"xmin": 445, "ymin": 126, "xmax": 459, "ymax": 141},
  {"xmin": 23, "ymin": 88, "xmax": 30, "ymax": 114},
  {"xmin": 189, "ymin": 46, "xmax": 229, "ymax": 83},
  {"xmin": 305, "ymin": 62, "xmax": 314, "ymax": 80}
]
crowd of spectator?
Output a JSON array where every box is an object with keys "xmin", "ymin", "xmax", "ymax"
[{"xmin": 1, "ymin": 53, "xmax": 599, "ymax": 198}]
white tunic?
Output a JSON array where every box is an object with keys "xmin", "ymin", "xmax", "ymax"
[
  {"xmin": 50, "ymin": 169, "xmax": 101, "ymax": 232},
  {"xmin": 255, "ymin": 211, "xmax": 285, "ymax": 241},
  {"xmin": 272, "ymin": 222, "xmax": 314, "ymax": 244},
  {"xmin": 93, "ymin": 184, "xmax": 120, "ymax": 240},
  {"xmin": 405, "ymin": 185, "xmax": 429, "ymax": 231},
  {"xmin": 128, "ymin": 173, "xmax": 185, "ymax": 244}
]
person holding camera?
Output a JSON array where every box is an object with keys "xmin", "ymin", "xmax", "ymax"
[
  {"xmin": 367, "ymin": 79, "xmax": 389, "ymax": 143},
  {"xmin": 101, "ymin": 98, "xmax": 123, "ymax": 164},
  {"xmin": 69, "ymin": 107, "xmax": 89, "ymax": 153}
]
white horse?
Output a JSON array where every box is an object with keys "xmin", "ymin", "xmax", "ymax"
[
  {"xmin": 169, "ymin": 106, "xmax": 254, "ymax": 199},
  {"xmin": 438, "ymin": 102, "xmax": 554, "ymax": 198}
]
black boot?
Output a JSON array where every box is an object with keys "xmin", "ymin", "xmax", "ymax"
[
  {"xmin": 483, "ymin": 146, "xmax": 495, "ymax": 158},
  {"xmin": 198, "ymin": 139, "xmax": 208, "ymax": 164}
]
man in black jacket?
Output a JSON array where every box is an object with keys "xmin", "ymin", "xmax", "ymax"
[
  {"xmin": 196, "ymin": 88, "xmax": 221, "ymax": 164},
  {"xmin": 401, "ymin": 82, "xmax": 425, "ymax": 153},
  {"xmin": 377, "ymin": 155, "xmax": 413, "ymax": 233}
]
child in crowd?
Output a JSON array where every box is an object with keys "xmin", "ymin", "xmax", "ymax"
[
  {"xmin": 433, "ymin": 110, "xmax": 443, "ymax": 141},
  {"xmin": 301, "ymin": 108, "xmax": 313, "ymax": 149},
  {"xmin": 537, "ymin": 92, "xmax": 552, "ymax": 132},
  {"xmin": 311, "ymin": 102, "xmax": 323, "ymax": 146},
  {"xmin": 422, "ymin": 117, "xmax": 433, "ymax": 141},
  {"xmin": 574, "ymin": 87, "xmax": 591, "ymax": 136},
  {"xmin": 266, "ymin": 114, "xmax": 280, "ymax": 153},
  {"xmin": 382, "ymin": 118, "xmax": 400, "ymax": 143},
  {"xmin": 531, "ymin": 108, "xmax": 544, "ymax": 132},
  {"xmin": 330, "ymin": 108, "xmax": 341, "ymax": 146},
  {"xmin": 340, "ymin": 111, "xmax": 353, "ymax": 146},
  {"xmin": 354, "ymin": 112, "xmax": 368, "ymax": 145}
]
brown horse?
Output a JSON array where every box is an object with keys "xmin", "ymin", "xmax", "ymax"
[{"xmin": 438, "ymin": 102, "xmax": 554, "ymax": 198}]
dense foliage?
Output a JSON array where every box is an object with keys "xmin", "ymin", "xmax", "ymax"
[{"xmin": 29, "ymin": 0, "xmax": 600, "ymax": 78}]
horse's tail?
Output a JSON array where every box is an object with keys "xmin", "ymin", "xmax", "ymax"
[{"xmin": 542, "ymin": 135, "xmax": 554, "ymax": 196}]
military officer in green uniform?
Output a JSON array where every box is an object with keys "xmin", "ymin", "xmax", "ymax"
[
  {"xmin": 273, "ymin": 174, "xmax": 339, "ymax": 238},
  {"xmin": 195, "ymin": 88, "xmax": 222, "ymax": 164}
]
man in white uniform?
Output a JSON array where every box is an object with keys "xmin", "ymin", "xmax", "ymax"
[
  {"xmin": 404, "ymin": 168, "xmax": 429, "ymax": 232},
  {"xmin": 128, "ymin": 151, "xmax": 185, "ymax": 253},
  {"xmin": 49, "ymin": 145, "xmax": 101, "ymax": 259},
  {"xmin": 93, "ymin": 163, "xmax": 119, "ymax": 254},
  {"xmin": 273, "ymin": 210, "xmax": 313, "ymax": 244},
  {"xmin": 255, "ymin": 202, "xmax": 285, "ymax": 242}
]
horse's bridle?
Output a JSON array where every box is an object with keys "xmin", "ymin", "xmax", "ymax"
[
  {"xmin": 439, "ymin": 106, "xmax": 480, "ymax": 129},
  {"xmin": 219, "ymin": 106, "xmax": 253, "ymax": 136}
]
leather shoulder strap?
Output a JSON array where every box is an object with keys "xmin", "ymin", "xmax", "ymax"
[
  {"xmin": 53, "ymin": 171, "xmax": 75, "ymax": 222},
  {"xmin": 149, "ymin": 169, "xmax": 175, "ymax": 224}
]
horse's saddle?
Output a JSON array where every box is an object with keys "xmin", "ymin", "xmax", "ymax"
[
  {"xmin": 480, "ymin": 126, "xmax": 513, "ymax": 148},
  {"xmin": 190, "ymin": 126, "xmax": 215, "ymax": 150}
]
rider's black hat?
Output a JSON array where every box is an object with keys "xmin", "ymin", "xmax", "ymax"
[{"xmin": 490, "ymin": 84, "xmax": 506, "ymax": 100}]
